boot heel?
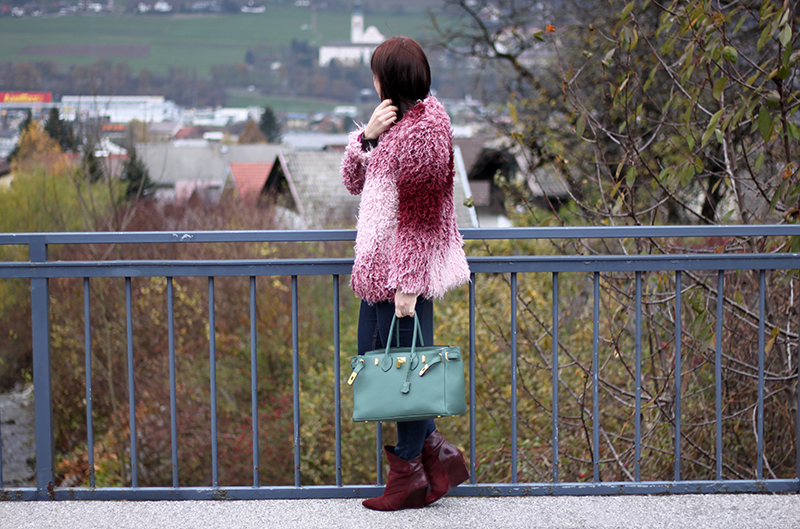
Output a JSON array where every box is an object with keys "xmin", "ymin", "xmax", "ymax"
[
  {"xmin": 445, "ymin": 452, "xmax": 470, "ymax": 488},
  {"xmin": 401, "ymin": 486, "xmax": 427, "ymax": 509}
]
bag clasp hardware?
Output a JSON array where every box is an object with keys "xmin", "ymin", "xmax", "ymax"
[
  {"xmin": 419, "ymin": 353, "xmax": 443, "ymax": 377},
  {"xmin": 396, "ymin": 357, "xmax": 407, "ymax": 369},
  {"xmin": 347, "ymin": 359, "xmax": 364, "ymax": 385}
]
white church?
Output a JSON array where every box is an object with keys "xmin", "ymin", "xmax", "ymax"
[{"xmin": 318, "ymin": 3, "xmax": 386, "ymax": 67}]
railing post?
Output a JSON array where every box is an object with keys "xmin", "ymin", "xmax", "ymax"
[
  {"xmin": 674, "ymin": 270, "xmax": 682, "ymax": 482},
  {"xmin": 333, "ymin": 275, "xmax": 342, "ymax": 487},
  {"xmin": 469, "ymin": 274, "xmax": 476, "ymax": 484},
  {"xmin": 551, "ymin": 272, "xmax": 559, "ymax": 483},
  {"xmin": 592, "ymin": 272, "xmax": 599, "ymax": 483},
  {"xmin": 30, "ymin": 237, "xmax": 54, "ymax": 500},
  {"xmin": 715, "ymin": 271, "xmax": 724, "ymax": 481},
  {"xmin": 757, "ymin": 270, "xmax": 765, "ymax": 480},
  {"xmin": 292, "ymin": 275, "xmax": 301, "ymax": 487},
  {"xmin": 84, "ymin": 278, "xmax": 95, "ymax": 488},
  {"xmin": 634, "ymin": 271, "xmax": 642, "ymax": 482},
  {"xmin": 125, "ymin": 277, "xmax": 139, "ymax": 488},
  {"xmin": 250, "ymin": 276, "xmax": 260, "ymax": 488},
  {"xmin": 208, "ymin": 277, "xmax": 218, "ymax": 488},
  {"xmin": 168, "ymin": 277, "xmax": 179, "ymax": 487},
  {"xmin": 510, "ymin": 272, "xmax": 518, "ymax": 483}
]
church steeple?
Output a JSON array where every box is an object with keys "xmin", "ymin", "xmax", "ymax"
[
  {"xmin": 350, "ymin": 1, "xmax": 385, "ymax": 44},
  {"xmin": 351, "ymin": 1, "xmax": 365, "ymax": 43}
]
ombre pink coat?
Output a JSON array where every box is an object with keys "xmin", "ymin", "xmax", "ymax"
[{"xmin": 341, "ymin": 96, "xmax": 470, "ymax": 304}]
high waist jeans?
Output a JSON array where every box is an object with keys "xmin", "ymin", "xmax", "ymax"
[{"xmin": 358, "ymin": 297, "xmax": 436, "ymax": 461}]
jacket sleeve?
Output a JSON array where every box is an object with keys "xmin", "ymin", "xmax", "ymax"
[
  {"xmin": 341, "ymin": 130, "xmax": 371, "ymax": 195},
  {"xmin": 387, "ymin": 121, "xmax": 454, "ymax": 296}
]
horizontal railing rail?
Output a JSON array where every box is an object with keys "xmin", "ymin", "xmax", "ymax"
[
  {"xmin": 0, "ymin": 223, "xmax": 800, "ymax": 246},
  {"xmin": 0, "ymin": 226, "xmax": 798, "ymax": 500}
]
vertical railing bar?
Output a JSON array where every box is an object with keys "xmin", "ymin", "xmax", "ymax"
[
  {"xmin": 0, "ymin": 381, "xmax": 3, "ymax": 488},
  {"xmin": 125, "ymin": 277, "xmax": 138, "ymax": 488},
  {"xmin": 292, "ymin": 275, "xmax": 301, "ymax": 488},
  {"xmin": 635, "ymin": 271, "xmax": 642, "ymax": 482},
  {"xmin": 551, "ymin": 272, "xmax": 559, "ymax": 484},
  {"xmin": 592, "ymin": 272, "xmax": 599, "ymax": 483},
  {"xmin": 796, "ymin": 274, "xmax": 799, "ymax": 482},
  {"xmin": 208, "ymin": 277, "xmax": 219, "ymax": 488},
  {"xmin": 376, "ymin": 422, "xmax": 384, "ymax": 486},
  {"xmin": 250, "ymin": 276, "xmax": 260, "ymax": 488},
  {"xmin": 167, "ymin": 277, "xmax": 179, "ymax": 488},
  {"xmin": 715, "ymin": 271, "xmax": 724, "ymax": 481},
  {"xmin": 469, "ymin": 274, "xmax": 477, "ymax": 484},
  {"xmin": 510, "ymin": 272, "xmax": 518, "ymax": 484},
  {"xmin": 757, "ymin": 270, "xmax": 765, "ymax": 480},
  {"xmin": 30, "ymin": 239, "xmax": 54, "ymax": 500},
  {"xmin": 84, "ymin": 277, "xmax": 95, "ymax": 488},
  {"xmin": 674, "ymin": 271, "xmax": 681, "ymax": 482},
  {"xmin": 333, "ymin": 275, "xmax": 342, "ymax": 487}
]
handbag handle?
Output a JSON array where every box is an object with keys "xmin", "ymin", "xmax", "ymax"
[{"xmin": 380, "ymin": 314, "xmax": 424, "ymax": 372}]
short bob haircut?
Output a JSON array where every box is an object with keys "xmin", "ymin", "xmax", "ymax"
[{"xmin": 370, "ymin": 36, "xmax": 431, "ymax": 121}]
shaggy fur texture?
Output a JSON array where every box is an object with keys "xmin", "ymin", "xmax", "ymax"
[{"xmin": 341, "ymin": 96, "xmax": 470, "ymax": 303}]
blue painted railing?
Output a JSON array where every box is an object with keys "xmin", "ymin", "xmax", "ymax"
[{"xmin": 0, "ymin": 226, "xmax": 798, "ymax": 500}]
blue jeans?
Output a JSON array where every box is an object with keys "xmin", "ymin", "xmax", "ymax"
[{"xmin": 358, "ymin": 297, "xmax": 436, "ymax": 461}]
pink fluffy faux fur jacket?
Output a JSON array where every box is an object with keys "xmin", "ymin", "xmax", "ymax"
[{"xmin": 341, "ymin": 96, "xmax": 470, "ymax": 304}]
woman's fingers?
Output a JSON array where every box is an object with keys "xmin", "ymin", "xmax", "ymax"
[
  {"xmin": 394, "ymin": 290, "xmax": 417, "ymax": 318},
  {"xmin": 364, "ymin": 100, "xmax": 397, "ymax": 140}
]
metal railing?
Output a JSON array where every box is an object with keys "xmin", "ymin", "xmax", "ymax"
[{"xmin": 0, "ymin": 225, "xmax": 798, "ymax": 500}]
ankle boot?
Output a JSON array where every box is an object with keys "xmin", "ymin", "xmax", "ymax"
[
  {"xmin": 362, "ymin": 446, "xmax": 429, "ymax": 511},
  {"xmin": 422, "ymin": 430, "xmax": 470, "ymax": 504},
  {"xmin": 421, "ymin": 441, "xmax": 449, "ymax": 504}
]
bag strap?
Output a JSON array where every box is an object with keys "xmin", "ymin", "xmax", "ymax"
[{"xmin": 380, "ymin": 313, "xmax": 425, "ymax": 372}]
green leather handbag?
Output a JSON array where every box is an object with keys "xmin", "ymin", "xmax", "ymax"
[{"xmin": 347, "ymin": 314, "xmax": 467, "ymax": 422}]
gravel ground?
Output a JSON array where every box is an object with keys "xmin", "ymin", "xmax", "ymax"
[
  {"xmin": 0, "ymin": 385, "xmax": 36, "ymax": 487},
  {"xmin": 0, "ymin": 494, "xmax": 798, "ymax": 529}
]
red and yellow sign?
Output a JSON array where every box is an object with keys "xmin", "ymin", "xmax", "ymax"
[{"xmin": 0, "ymin": 92, "xmax": 52, "ymax": 103}]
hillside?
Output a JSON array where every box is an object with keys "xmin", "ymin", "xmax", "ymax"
[{"xmin": 0, "ymin": 5, "xmax": 441, "ymax": 76}]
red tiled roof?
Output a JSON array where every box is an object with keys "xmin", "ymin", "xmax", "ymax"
[
  {"xmin": 174, "ymin": 126, "xmax": 201, "ymax": 139},
  {"xmin": 229, "ymin": 162, "xmax": 272, "ymax": 206}
]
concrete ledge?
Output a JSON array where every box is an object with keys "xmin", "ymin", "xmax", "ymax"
[{"xmin": 1, "ymin": 495, "xmax": 798, "ymax": 529}]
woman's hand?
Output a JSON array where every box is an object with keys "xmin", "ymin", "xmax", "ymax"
[
  {"xmin": 363, "ymin": 99, "xmax": 398, "ymax": 140},
  {"xmin": 394, "ymin": 289, "xmax": 417, "ymax": 318}
]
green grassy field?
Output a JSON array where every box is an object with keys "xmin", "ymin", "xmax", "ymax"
[
  {"xmin": 225, "ymin": 88, "xmax": 351, "ymax": 113},
  {"xmin": 0, "ymin": 8, "xmax": 435, "ymax": 76}
]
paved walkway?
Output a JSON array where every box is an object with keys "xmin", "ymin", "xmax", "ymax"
[{"xmin": 1, "ymin": 494, "xmax": 797, "ymax": 529}]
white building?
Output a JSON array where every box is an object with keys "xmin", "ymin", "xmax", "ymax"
[
  {"xmin": 318, "ymin": 3, "xmax": 385, "ymax": 67},
  {"xmin": 60, "ymin": 96, "xmax": 181, "ymax": 123}
]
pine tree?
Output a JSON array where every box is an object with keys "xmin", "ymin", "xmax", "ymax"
[
  {"xmin": 259, "ymin": 106, "xmax": 282, "ymax": 144},
  {"xmin": 82, "ymin": 148, "xmax": 105, "ymax": 184},
  {"xmin": 43, "ymin": 107, "xmax": 75, "ymax": 152},
  {"xmin": 122, "ymin": 146, "xmax": 154, "ymax": 199}
]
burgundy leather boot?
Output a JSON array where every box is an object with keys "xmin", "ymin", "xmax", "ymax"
[
  {"xmin": 362, "ymin": 446, "xmax": 429, "ymax": 511},
  {"xmin": 421, "ymin": 441, "xmax": 449, "ymax": 504},
  {"xmin": 422, "ymin": 430, "xmax": 470, "ymax": 504}
]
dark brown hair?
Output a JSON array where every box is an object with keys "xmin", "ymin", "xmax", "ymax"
[{"xmin": 370, "ymin": 36, "xmax": 431, "ymax": 121}]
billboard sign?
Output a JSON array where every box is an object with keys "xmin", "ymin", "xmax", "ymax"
[{"xmin": 0, "ymin": 92, "xmax": 53, "ymax": 104}]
